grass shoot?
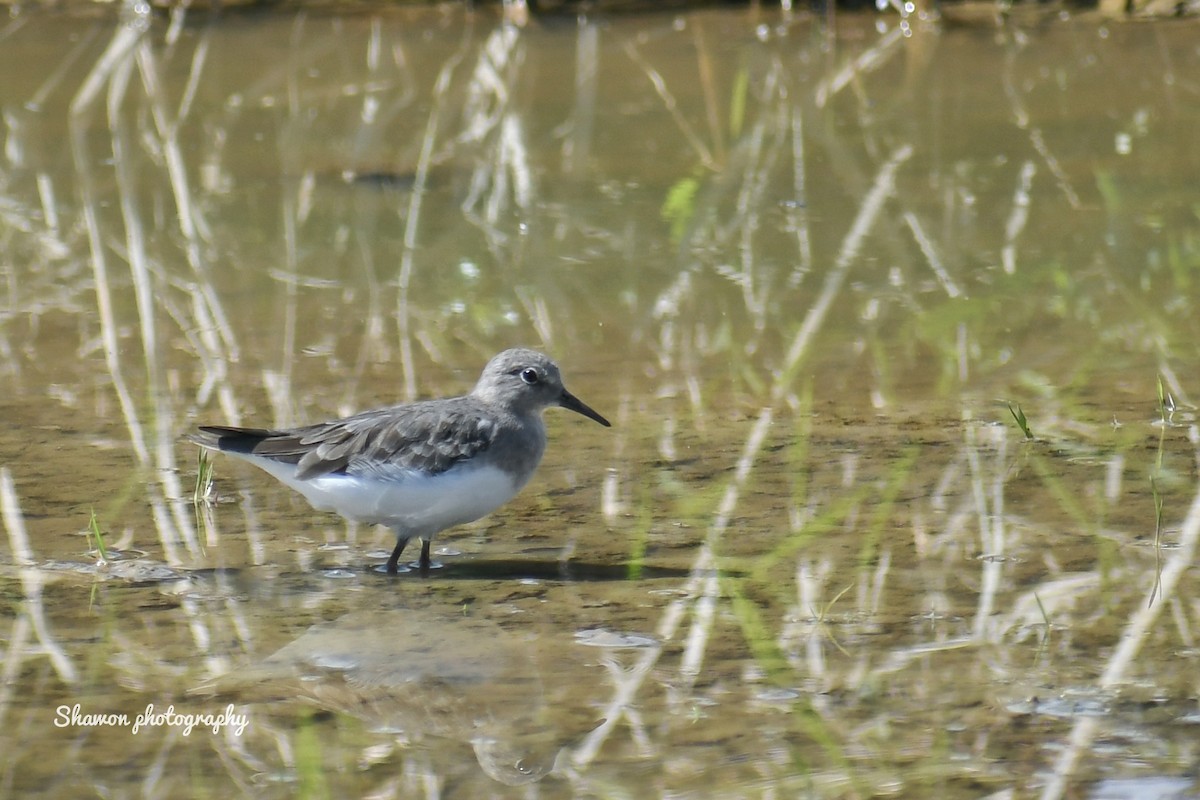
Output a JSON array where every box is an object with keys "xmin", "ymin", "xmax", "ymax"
[
  {"xmin": 1156, "ymin": 375, "xmax": 1176, "ymax": 426},
  {"xmin": 87, "ymin": 509, "xmax": 109, "ymax": 562},
  {"xmin": 1007, "ymin": 402, "xmax": 1033, "ymax": 439},
  {"xmin": 194, "ymin": 448, "xmax": 215, "ymax": 505}
]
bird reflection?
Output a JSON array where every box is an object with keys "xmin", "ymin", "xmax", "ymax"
[{"xmin": 205, "ymin": 608, "xmax": 582, "ymax": 786}]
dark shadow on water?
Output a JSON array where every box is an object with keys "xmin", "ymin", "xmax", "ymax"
[{"xmin": 377, "ymin": 559, "xmax": 700, "ymax": 582}]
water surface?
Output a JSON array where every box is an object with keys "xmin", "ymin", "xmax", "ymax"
[{"xmin": 1, "ymin": 5, "xmax": 1199, "ymax": 798}]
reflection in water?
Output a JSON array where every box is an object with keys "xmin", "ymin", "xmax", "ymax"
[
  {"xmin": 0, "ymin": 468, "xmax": 80, "ymax": 688},
  {"xmin": 0, "ymin": 3, "xmax": 1199, "ymax": 799},
  {"xmin": 204, "ymin": 609, "xmax": 577, "ymax": 785}
]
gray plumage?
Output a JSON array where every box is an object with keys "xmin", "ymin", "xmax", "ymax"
[
  {"xmin": 189, "ymin": 348, "xmax": 610, "ymax": 574},
  {"xmin": 193, "ymin": 399, "xmax": 511, "ymax": 480}
]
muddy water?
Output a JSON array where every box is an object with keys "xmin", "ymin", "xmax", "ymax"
[{"xmin": 1, "ymin": 4, "xmax": 1199, "ymax": 798}]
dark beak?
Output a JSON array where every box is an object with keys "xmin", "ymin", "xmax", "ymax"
[{"xmin": 559, "ymin": 389, "xmax": 611, "ymax": 427}]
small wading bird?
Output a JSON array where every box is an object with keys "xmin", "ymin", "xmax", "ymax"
[{"xmin": 189, "ymin": 348, "xmax": 611, "ymax": 575}]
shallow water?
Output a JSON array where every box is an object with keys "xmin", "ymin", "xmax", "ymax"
[{"xmin": 2, "ymin": 4, "xmax": 1200, "ymax": 798}]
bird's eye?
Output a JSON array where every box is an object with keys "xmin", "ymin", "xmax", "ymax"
[{"xmin": 519, "ymin": 367, "xmax": 540, "ymax": 385}]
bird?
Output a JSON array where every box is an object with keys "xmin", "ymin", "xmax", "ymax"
[{"xmin": 189, "ymin": 348, "xmax": 611, "ymax": 575}]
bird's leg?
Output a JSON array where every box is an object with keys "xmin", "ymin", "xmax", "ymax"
[
  {"xmin": 418, "ymin": 539, "xmax": 431, "ymax": 577},
  {"xmin": 386, "ymin": 536, "xmax": 410, "ymax": 575}
]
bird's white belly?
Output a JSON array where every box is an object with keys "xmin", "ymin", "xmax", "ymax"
[{"xmin": 244, "ymin": 457, "xmax": 520, "ymax": 537}]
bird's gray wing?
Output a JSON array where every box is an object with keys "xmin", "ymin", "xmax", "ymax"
[{"xmin": 193, "ymin": 397, "xmax": 500, "ymax": 480}]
